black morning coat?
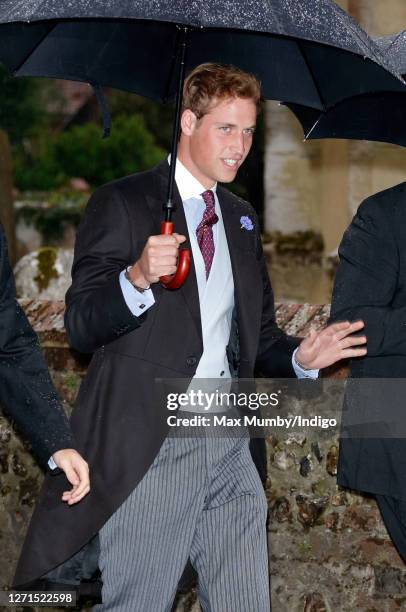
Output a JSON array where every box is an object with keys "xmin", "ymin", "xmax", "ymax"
[
  {"xmin": 330, "ymin": 182, "xmax": 406, "ymax": 501},
  {"xmin": 0, "ymin": 222, "xmax": 74, "ymax": 470},
  {"xmin": 13, "ymin": 160, "xmax": 299, "ymax": 590}
]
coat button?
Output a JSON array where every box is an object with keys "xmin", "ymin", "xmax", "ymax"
[{"xmin": 186, "ymin": 356, "xmax": 197, "ymax": 366}]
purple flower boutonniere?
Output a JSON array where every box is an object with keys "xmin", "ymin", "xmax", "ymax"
[{"xmin": 240, "ymin": 215, "xmax": 253, "ymax": 231}]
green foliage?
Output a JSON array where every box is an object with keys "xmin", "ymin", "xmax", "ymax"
[
  {"xmin": 62, "ymin": 373, "xmax": 81, "ymax": 394},
  {"xmin": 0, "ymin": 65, "xmax": 48, "ymax": 143},
  {"xmin": 14, "ymin": 114, "xmax": 165, "ymax": 190},
  {"xmin": 109, "ymin": 91, "xmax": 174, "ymax": 151}
]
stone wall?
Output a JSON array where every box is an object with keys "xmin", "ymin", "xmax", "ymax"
[{"xmin": 1, "ymin": 301, "xmax": 406, "ymax": 611}]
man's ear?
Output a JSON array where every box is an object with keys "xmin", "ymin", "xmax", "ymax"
[{"xmin": 180, "ymin": 109, "xmax": 198, "ymax": 136}]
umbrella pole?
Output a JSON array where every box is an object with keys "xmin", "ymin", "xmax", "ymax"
[
  {"xmin": 164, "ymin": 26, "xmax": 189, "ymax": 222},
  {"xmin": 160, "ymin": 26, "xmax": 191, "ymax": 290}
]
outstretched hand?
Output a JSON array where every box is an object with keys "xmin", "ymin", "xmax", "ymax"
[
  {"xmin": 52, "ymin": 448, "xmax": 90, "ymax": 505},
  {"xmin": 295, "ymin": 320, "xmax": 367, "ymax": 371}
]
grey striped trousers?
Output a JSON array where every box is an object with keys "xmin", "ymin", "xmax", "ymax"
[{"xmin": 93, "ymin": 426, "xmax": 270, "ymax": 611}]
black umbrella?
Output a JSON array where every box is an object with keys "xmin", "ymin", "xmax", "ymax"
[
  {"xmin": 375, "ymin": 31, "xmax": 406, "ymax": 78},
  {"xmin": 285, "ymin": 90, "xmax": 406, "ymax": 147},
  {"xmin": 0, "ymin": 1, "xmax": 403, "ymax": 286},
  {"xmin": 0, "ymin": 2, "xmax": 402, "ymax": 108},
  {"xmin": 284, "ymin": 31, "xmax": 406, "ymax": 147}
]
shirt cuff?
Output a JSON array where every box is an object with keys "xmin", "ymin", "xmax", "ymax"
[
  {"xmin": 48, "ymin": 456, "xmax": 58, "ymax": 470},
  {"xmin": 292, "ymin": 347, "xmax": 319, "ymax": 379},
  {"xmin": 119, "ymin": 269, "xmax": 155, "ymax": 316}
]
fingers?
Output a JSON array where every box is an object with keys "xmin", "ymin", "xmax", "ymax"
[
  {"xmin": 173, "ymin": 233, "xmax": 187, "ymax": 244},
  {"xmin": 325, "ymin": 320, "xmax": 365, "ymax": 341},
  {"xmin": 61, "ymin": 457, "xmax": 90, "ymax": 505},
  {"xmin": 51, "ymin": 450, "xmax": 91, "ymax": 505},
  {"xmin": 54, "ymin": 454, "xmax": 89, "ymax": 505},
  {"xmin": 339, "ymin": 347, "xmax": 368, "ymax": 359},
  {"xmin": 339, "ymin": 335, "xmax": 367, "ymax": 349},
  {"xmin": 148, "ymin": 254, "xmax": 180, "ymax": 278},
  {"xmin": 297, "ymin": 319, "xmax": 368, "ymax": 370},
  {"xmin": 62, "ymin": 486, "xmax": 90, "ymax": 505},
  {"xmin": 138, "ymin": 234, "xmax": 187, "ymax": 282},
  {"xmin": 62, "ymin": 481, "xmax": 91, "ymax": 505},
  {"xmin": 148, "ymin": 234, "xmax": 186, "ymax": 247},
  {"xmin": 62, "ymin": 462, "xmax": 80, "ymax": 488}
]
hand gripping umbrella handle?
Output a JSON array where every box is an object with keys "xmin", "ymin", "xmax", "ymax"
[{"xmin": 159, "ymin": 221, "xmax": 190, "ymax": 289}]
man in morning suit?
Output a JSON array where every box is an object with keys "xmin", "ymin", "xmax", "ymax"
[
  {"xmin": 0, "ymin": 221, "xmax": 90, "ymax": 504},
  {"xmin": 330, "ymin": 182, "xmax": 406, "ymax": 562},
  {"xmin": 13, "ymin": 64, "xmax": 367, "ymax": 610}
]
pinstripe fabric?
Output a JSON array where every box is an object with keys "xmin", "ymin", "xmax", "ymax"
[{"xmin": 93, "ymin": 427, "xmax": 270, "ymax": 611}]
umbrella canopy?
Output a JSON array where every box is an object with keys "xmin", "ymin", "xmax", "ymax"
[
  {"xmin": 285, "ymin": 91, "xmax": 406, "ymax": 147},
  {"xmin": 284, "ymin": 30, "xmax": 406, "ymax": 147},
  {"xmin": 375, "ymin": 31, "xmax": 406, "ymax": 78},
  {"xmin": 0, "ymin": 0, "xmax": 404, "ymax": 112}
]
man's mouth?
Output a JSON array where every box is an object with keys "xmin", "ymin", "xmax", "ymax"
[{"xmin": 222, "ymin": 158, "xmax": 240, "ymax": 168}]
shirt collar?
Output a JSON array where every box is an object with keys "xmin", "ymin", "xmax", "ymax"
[{"xmin": 168, "ymin": 155, "xmax": 217, "ymax": 202}]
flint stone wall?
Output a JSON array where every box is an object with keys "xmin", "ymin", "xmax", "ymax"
[{"xmin": 1, "ymin": 301, "xmax": 405, "ymax": 612}]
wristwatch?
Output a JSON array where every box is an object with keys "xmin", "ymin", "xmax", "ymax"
[{"xmin": 125, "ymin": 265, "xmax": 151, "ymax": 293}]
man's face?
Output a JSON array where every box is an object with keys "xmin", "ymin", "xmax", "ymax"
[{"xmin": 179, "ymin": 97, "xmax": 257, "ymax": 188}]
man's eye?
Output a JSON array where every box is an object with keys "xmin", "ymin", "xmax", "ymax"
[
  {"xmin": 244, "ymin": 128, "xmax": 255, "ymax": 135},
  {"xmin": 220, "ymin": 126, "xmax": 231, "ymax": 133}
]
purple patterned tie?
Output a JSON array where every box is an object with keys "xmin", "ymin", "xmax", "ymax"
[{"xmin": 196, "ymin": 190, "xmax": 219, "ymax": 279}]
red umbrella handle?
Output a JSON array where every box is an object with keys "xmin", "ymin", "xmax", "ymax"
[{"xmin": 159, "ymin": 221, "xmax": 190, "ymax": 289}]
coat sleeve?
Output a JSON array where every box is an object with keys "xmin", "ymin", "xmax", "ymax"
[
  {"xmin": 0, "ymin": 224, "xmax": 75, "ymax": 470},
  {"xmin": 330, "ymin": 190, "xmax": 406, "ymax": 357},
  {"xmin": 65, "ymin": 183, "xmax": 146, "ymax": 354},
  {"xmin": 253, "ymin": 212, "xmax": 300, "ymax": 377}
]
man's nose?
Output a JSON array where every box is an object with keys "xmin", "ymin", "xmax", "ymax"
[{"xmin": 231, "ymin": 131, "xmax": 246, "ymax": 155}]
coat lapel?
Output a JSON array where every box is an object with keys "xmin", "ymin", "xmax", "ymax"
[{"xmin": 217, "ymin": 187, "xmax": 263, "ymax": 366}]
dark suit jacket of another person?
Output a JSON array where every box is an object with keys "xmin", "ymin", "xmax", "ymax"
[
  {"xmin": 0, "ymin": 222, "xmax": 75, "ymax": 470},
  {"xmin": 330, "ymin": 182, "xmax": 406, "ymax": 500},
  {"xmin": 13, "ymin": 159, "xmax": 299, "ymax": 589}
]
